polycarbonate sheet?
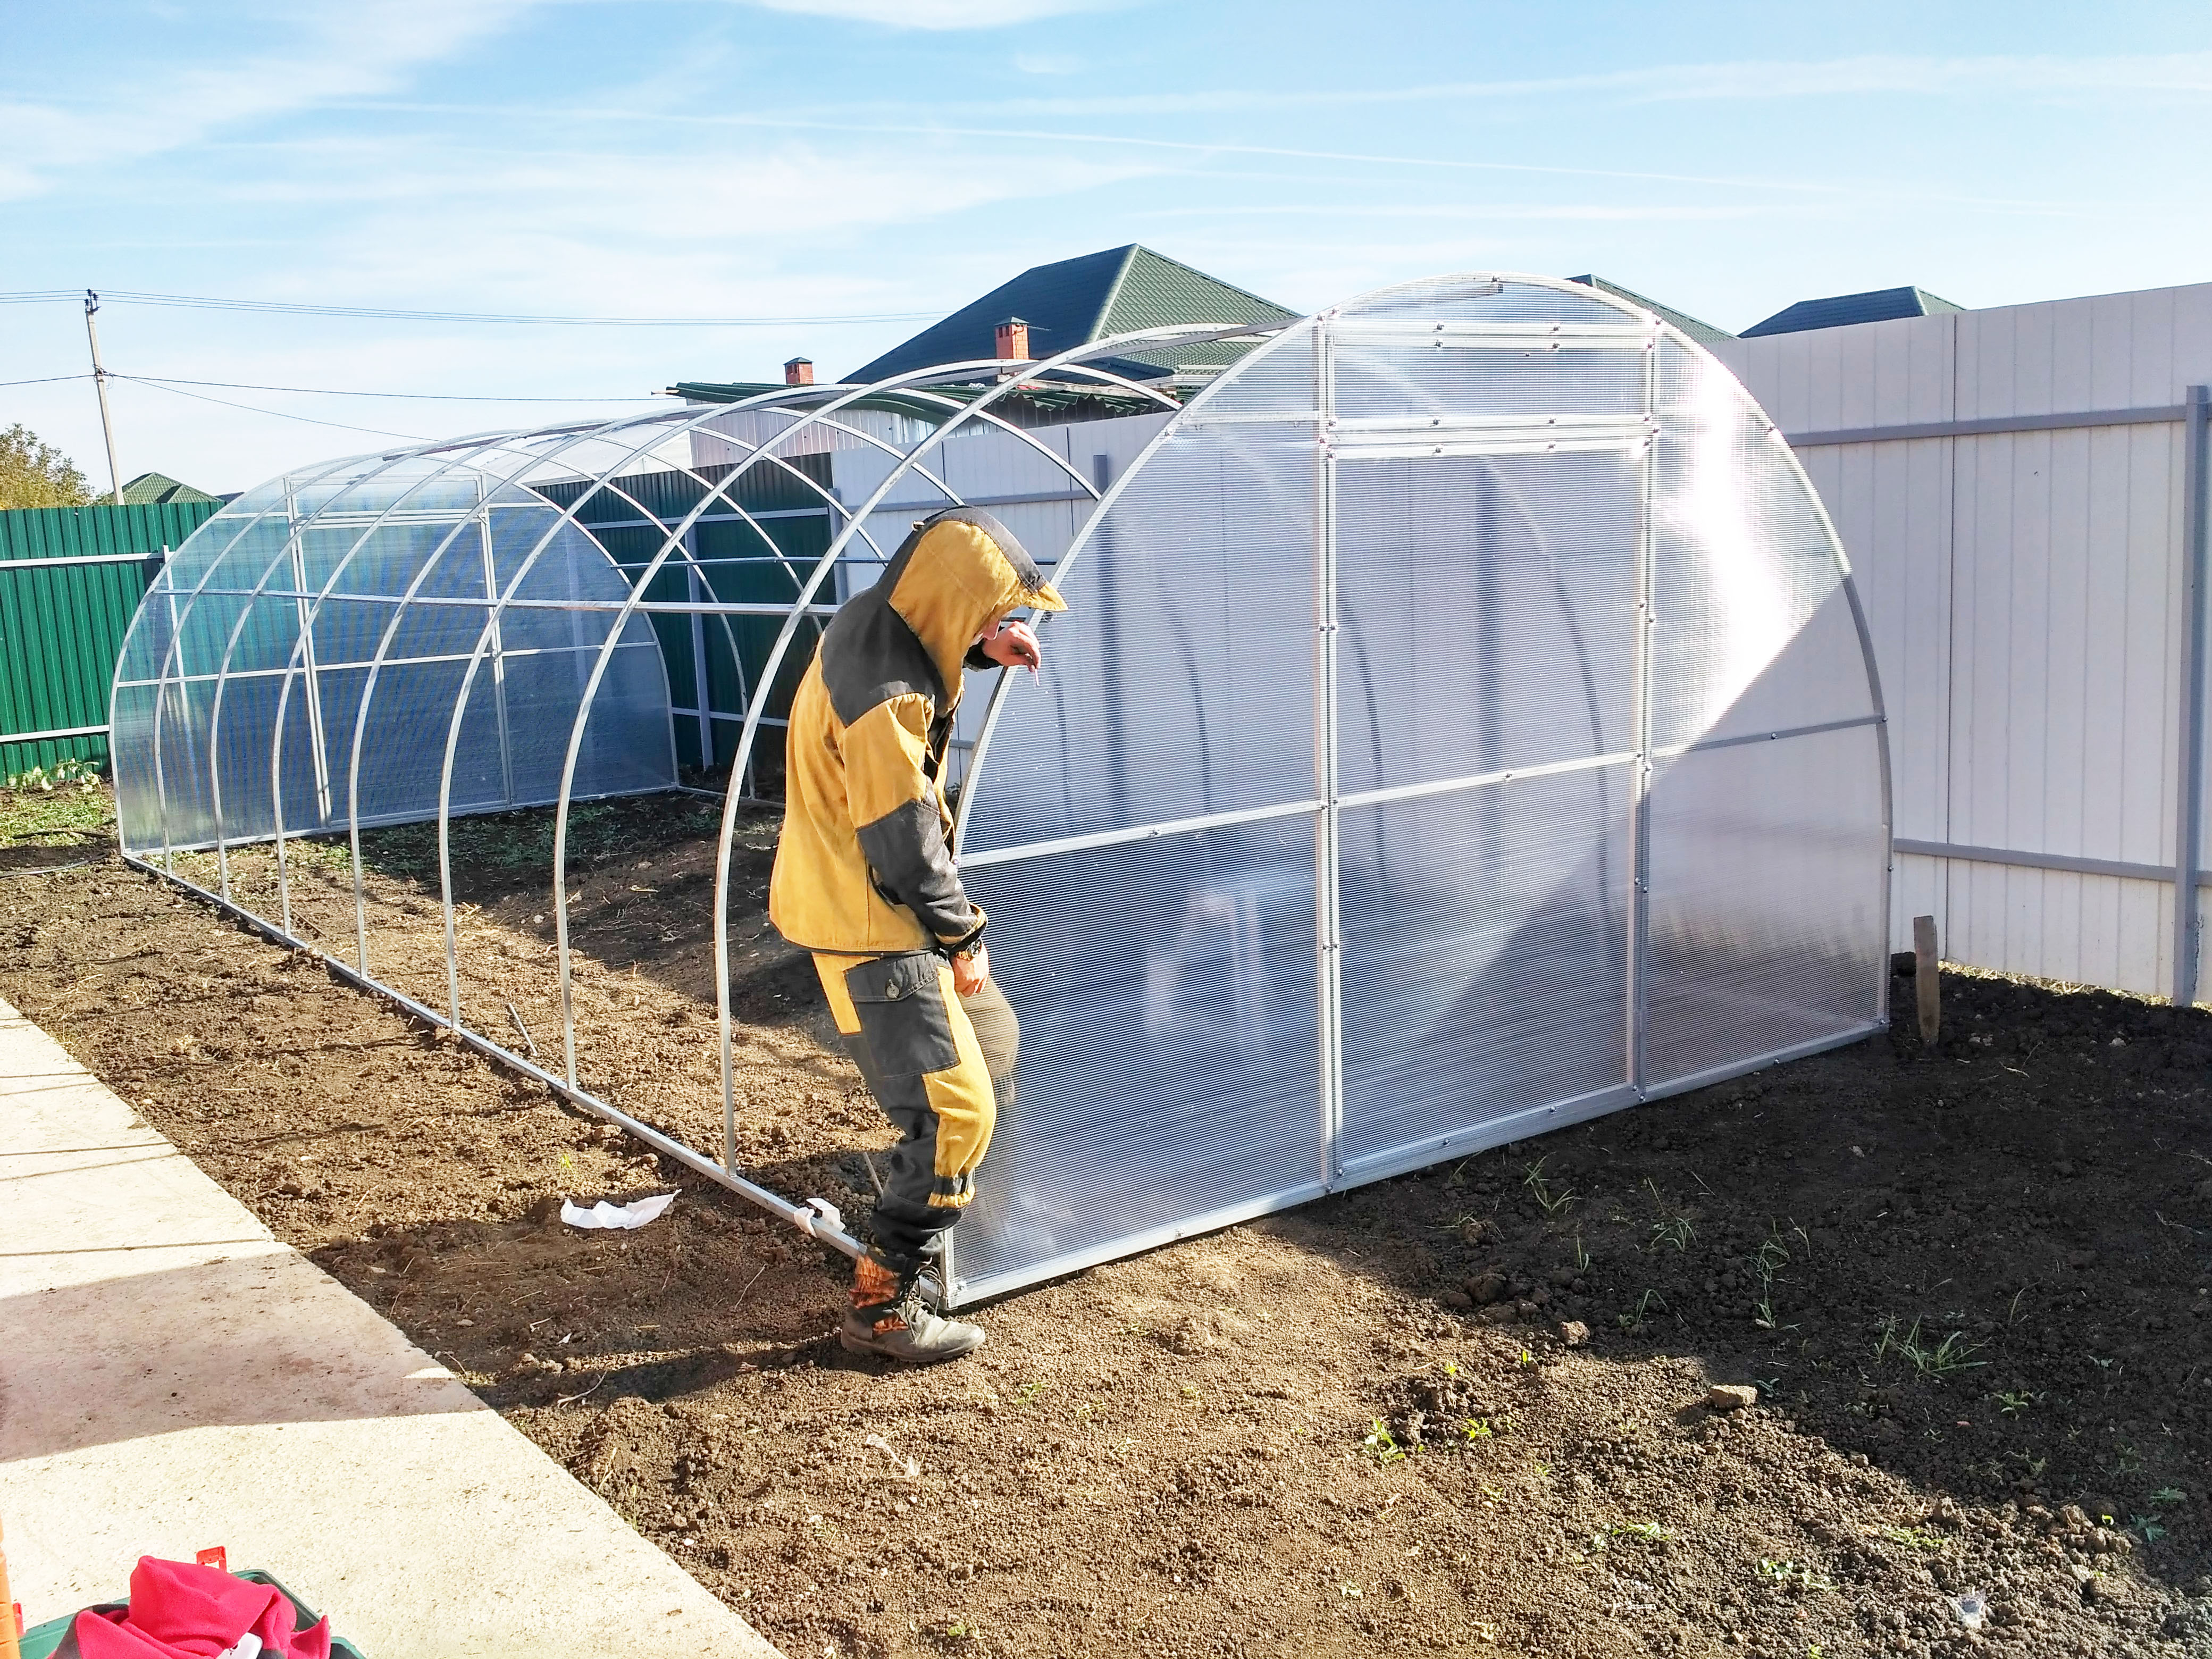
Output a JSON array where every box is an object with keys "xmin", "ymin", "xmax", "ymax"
[
  {"xmin": 206, "ymin": 668, "xmax": 291, "ymax": 840},
  {"xmin": 958, "ymin": 418, "xmax": 1319, "ymax": 855},
  {"xmin": 141, "ymin": 676, "xmax": 219, "ymax": 851},
  {"xmin": 499, "ymin": 629, "xmax": 674, "ymax": 803},
  {"xmin": 1641, "ymin": 723, "xmax": 1888, "ymax": 1086},
  {"xmin": 1330, "ymin": 345, "xmax": 1650, "ymax": 425},
  {"xmin": 1343, "ymin": 278, "xmax": 1628, "ymax": 330},
  {"xmin": 1182, "ymin": 317, "xmax": 1318, "ymax": 418},
  {"xmin": 114, "ymin": 463, "xmax": 676, "ymax": 854},
  {"xmin": 1333, "ymin": 450, "xmax": 1638, "ymax": 793},
  {"xmin": 1337, "ymin": 765, "xmax": 1631, "ymax": 1170},
  {"xmin": 1647, "ymin": 338, "xmax": 1869, "ymax": 750},
  {"xmin": 215, "ymin": 592, "xmax": 309, "ymax": 678},
  {"xmin": 107, "ymin": 680, "xmax": 162, "ymax": 849},
  {"xmin": 953, "ymin": 817, "xmax": 1321, "ymax": 1296}
]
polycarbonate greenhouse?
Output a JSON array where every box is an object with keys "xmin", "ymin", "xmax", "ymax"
[{"xmin": 110, "ymin": 272, "xmax": 1891, "ymax": 1308}]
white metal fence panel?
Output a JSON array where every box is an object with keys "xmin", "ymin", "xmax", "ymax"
[{"xmin": 1714, "ymin": 280, "xmax": 2212, "ymax": 1001}]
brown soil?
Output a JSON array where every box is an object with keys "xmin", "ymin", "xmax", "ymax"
[{"xmin": 4, "ymin": 791, "xmax": 2211, "ymax": 1659}]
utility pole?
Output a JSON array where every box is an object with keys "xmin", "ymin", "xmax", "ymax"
[{"xmin": 83, "ymin": 290, "xmax": 123, "ymax": 506}]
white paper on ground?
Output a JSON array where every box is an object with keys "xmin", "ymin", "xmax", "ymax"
[{"xmin": 560, "ymin": 1192, "xmax": 678, "ymax": 1230}]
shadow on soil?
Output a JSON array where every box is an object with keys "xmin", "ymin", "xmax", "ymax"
[{"xmin": 1277, "ymin": 963, "xmax": 2212, "ymax": 1589}]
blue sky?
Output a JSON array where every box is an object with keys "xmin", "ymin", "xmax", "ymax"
[{"xmin": 5, "ymin": 0, "xmax": 2210, "ymax": 492}]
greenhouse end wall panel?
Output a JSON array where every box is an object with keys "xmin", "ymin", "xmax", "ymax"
[{"xmin": 108, "ymin": 273, "xmax": 1890, "ymax": 1308}]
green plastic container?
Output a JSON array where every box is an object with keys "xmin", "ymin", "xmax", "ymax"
[{"xmin": 19, "ymin": 1568, "xmax": 368, "ymax": 1658}]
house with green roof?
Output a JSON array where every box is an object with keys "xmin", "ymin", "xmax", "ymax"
[
  {"xmin": 847, "ymin": 244, "xmax": 1300, "ymax": 385},
  {"xmin": 118, "ymin": 471, "xmax": 221, "ymax": 506}
]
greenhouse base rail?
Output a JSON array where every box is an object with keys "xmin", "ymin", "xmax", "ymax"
[
  {"xmin": 118, "ymin": 850, "xmax": 909, "ymax": 1284},
  {"xmin": 947, "ymin": 1018, "xmax": 1888, "ymax": 1308}
]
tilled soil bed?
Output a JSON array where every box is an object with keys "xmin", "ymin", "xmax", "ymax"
[{"xmin": 5, "ymin": 787, "xmax": 2211, "ymax": 1659}]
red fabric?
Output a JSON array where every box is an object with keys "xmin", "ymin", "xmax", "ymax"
[{"xmin": 66, "ymin": 1560, "xmax": 330, "ymax": 1659}]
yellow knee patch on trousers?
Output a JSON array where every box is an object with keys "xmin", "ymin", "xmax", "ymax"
[
  {"xmin": 813, "ymin": 951, "xmax": 998, "ymax": 1209},
  {"xmin": 922, "ymin": 958, "xmax": 996, "ymax": 1203}
]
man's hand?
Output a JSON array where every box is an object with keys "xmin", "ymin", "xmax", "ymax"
[
  {"xmin": 977, "ymin": 617, "xmax": 1041, "ymax": 673},
  {"xmin": 951, "ymin": 942, "xmax": 990, "ymax": 996}
]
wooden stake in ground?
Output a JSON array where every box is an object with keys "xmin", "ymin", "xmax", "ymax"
[{"xmin": 1913, "ymin": 914, "xmax": 1941, "ymax": 1043}]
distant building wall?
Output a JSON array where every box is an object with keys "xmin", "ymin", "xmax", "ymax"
[{"xmin": 1714, "ymin": 281, "xmax": 2212, "ymax": 1002}]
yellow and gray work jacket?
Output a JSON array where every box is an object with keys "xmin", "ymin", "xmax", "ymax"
[{"xmin": 768, "ymin": 508, "xmax": 1066, "ymax": 958}]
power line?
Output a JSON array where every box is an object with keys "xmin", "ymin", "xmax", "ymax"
[
  {"xmin": 128, "ymin": 373, "xmax": 665, "ymax": 403},
  {"xmin": 3, "ymin": 370, "xmax": 663, "ymax": 401},
  {"xmin": 0, "ymin": 288, "xmax": 935, "ymax": 328},
  {"xmin": 119, "ymin": 377, "xmax": 431, "ymax": 442}
]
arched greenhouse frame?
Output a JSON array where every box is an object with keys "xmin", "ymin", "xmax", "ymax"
[{"xmin": 109, "ymin": 272, "xmax": 1892, "ymax": 1308}]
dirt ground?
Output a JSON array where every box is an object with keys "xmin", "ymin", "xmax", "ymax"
[{"xmin": 4, "ymin": 783, "xmax": 2211, "ymax": 1659}]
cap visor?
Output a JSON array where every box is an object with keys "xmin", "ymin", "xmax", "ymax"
[{"xmin": 1028, "ymin": 581, "xmax": 1068, "ymax": 613}]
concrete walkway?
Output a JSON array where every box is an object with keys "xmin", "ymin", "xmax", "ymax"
[{"xmin": 0, "ymin": 994, "xmax": 782, "ymax": 1659}]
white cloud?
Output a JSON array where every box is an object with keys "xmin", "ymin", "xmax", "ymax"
[
  {"xmin": 739, "ymin": 0, "xmax": 1115, "ymax": 27},
  {"xmin": 0, "ymin": 0, "xmax": 544, "ymax": 201},
  {"xmin": 984, "ymin": 49, "xmax": 2212, "ymax": 118},
  {"xmin": 1143, "ymin": 202, "xmax": 1798, "ymax": 224},
  {"xmin": 200, "ymin": 135, "xmax": 1158, "ymax": 304}
]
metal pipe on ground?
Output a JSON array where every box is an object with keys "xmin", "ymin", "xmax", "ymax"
[{"xmin": 117, "ymin": 850, "xmax": 901, "ymax": 1285}]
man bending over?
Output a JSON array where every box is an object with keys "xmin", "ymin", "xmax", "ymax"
[{"xmin": 768, "ymin": 507, "xmax": 1061, "ymax": 1365}]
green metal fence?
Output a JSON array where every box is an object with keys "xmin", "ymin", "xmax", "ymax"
[{"xmin": 0, "ymin": 500, "xmax": 222, "ymax": 777}]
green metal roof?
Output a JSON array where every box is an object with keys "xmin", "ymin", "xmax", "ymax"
[
  {"xmin": 847, "ymin": 245, "xmax": 1298, "ymax": 383},
  {"xmin": 1566, "ymin": 275, "xmax": 1736, "ymax": 346},
  {"xmin": 118, "ymin": 471, "xmax": 220, "ymax": 506}
]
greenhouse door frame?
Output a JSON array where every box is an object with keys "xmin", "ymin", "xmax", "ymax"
[{"xmin": 1307, "ymin": 311, "xmax": 1666, "ymax": 1196}]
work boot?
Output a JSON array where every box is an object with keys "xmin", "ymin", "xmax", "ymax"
[{"xmin": 840, "ymin": 1246, "xmax": 985, "ymax": 1365}]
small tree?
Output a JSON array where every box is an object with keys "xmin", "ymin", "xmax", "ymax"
[{"xmin": 0, "ymin": 424, "xmax": 95, "ymax": 510}]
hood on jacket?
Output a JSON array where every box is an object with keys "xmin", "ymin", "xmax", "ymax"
[{"xmin": 883, "ymin": 508, "xmax": 1066, "ymax": 694}]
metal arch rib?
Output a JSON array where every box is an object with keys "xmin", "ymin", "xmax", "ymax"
[
  {"xmin": 262, "ymin": 429, "xmax": 632, "ymax": 948},
  {"xmin": 232, "ymin": 433, "xmax": 586, "ymax": 946},
  {"xmin": 336, "ymin": 453, "xmax": 759, "ymax": 995},
  {"xmin": 216, "ymin": 446, "xmax": 497, "ymax": 909},
  {"xmin": 150, "ymin": 429, "xmax": 535, "ymax": 882},
  {"xmin": 706, "ymin": 324, "xmax": 1293, "ymax": 1256},
  {"xmin": 538, "ymin": 366, "xmax": 1070, "ymax": 1093},
  {"xmin": 416, "ymin": 391, "xmax": 883, "ymax": 1086}
]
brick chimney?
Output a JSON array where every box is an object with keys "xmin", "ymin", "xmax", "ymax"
[
  {"xmin": 783, "ymin": 357, "xmax": 814, "ymax": 387},
  {"xmin": 994, "ymin": 317, "xmax": 1029, "ymax": 362}
]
